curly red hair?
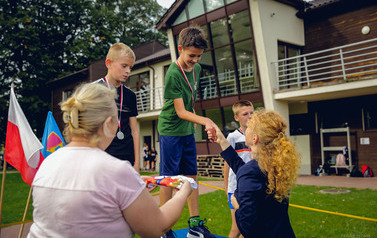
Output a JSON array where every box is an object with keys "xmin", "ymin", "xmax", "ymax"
[{"xmin": 247, "ymin": 109, "xmax": 300, "ymax": 202}]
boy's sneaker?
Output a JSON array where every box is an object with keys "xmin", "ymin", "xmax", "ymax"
[
  {"xmin": 187, "ymin": 219, "xmax": 216, "ymax": 238},
  {"xmin": 161, "ymin": 229, "xmax": 176, "ymax": 238}
]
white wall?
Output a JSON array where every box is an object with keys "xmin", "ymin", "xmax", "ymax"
[
  {"xmin": 291, "ymin": 135, "xmax": 312, "ymax": 175},
  {"xmin": 249, "ymin": 0, "xmax": 305, "ymax": 124},
  {"xmin": 289, "ymin": 101, "xmax": 311, "ymax": 175}
]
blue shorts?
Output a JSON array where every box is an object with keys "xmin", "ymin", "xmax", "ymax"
[
  {"xmin": 159, "ymin": 134, "xmax": 197, "ymax": 176},
  {"xmin": 228, "ymin": 193, "xmax": 235, "ymax": 209}
]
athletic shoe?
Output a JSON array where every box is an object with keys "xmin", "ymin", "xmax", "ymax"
[
  {"xmin": 161, "ymin": 229, "xmax": 177, "ymax": 238},
  {"xmin": 187, "ymin": 219, "xmax": 216, "ymax": 238}
]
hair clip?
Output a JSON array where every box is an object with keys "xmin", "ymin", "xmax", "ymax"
[{"xmin": 70, "ymin": 107, "xmax": 79, "ymax": 129}]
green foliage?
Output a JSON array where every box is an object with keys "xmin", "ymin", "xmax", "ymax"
[{"xmin": 0, "ymin": 0, "xmax": 167, "ymax": 143}]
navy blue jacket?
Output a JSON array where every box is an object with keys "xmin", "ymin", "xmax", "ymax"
[{"xmin": 220, "ymin": 146, "xmax": 295, "ymax": 238}]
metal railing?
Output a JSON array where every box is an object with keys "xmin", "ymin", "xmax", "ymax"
[
  {"xmin": 135, "ymin": 86, "xmax": 164, "ymax": 112},
  {"xmin": 272, "ymin": 38, "xmax": 377, "ymax": 91},
  {"xmin": 199, "ymin": 63, "xmax": 258, "ymax": 98}
]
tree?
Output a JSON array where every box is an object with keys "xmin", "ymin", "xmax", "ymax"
[{"xmin": 0, "ymin": 0, "xmax": 167, "ymax": 144}]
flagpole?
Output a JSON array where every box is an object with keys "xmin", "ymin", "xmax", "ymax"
[
  {"xmin": 0, "ymin": 159, "xmax": 7, "ymax": 225},
  {"xmin": 18, "ymin": 187, "xmax": 32, "ymax": 238}
]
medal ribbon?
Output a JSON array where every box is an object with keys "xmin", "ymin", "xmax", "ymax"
[
  {"xmin": 239, "ymin": 128, "xmax": 244, "ymax": 135},
  {"xmin": 176, "ymin": 60, "xmax": 196, "ymax": 107},
  {"xmin": 104, "ymin": 77, "xmax": 122, "ymax": 130}
]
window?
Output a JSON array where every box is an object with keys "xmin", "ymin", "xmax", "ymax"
[
  {"xmin": 62, "ymin": 89, "xmax": 73, "ymax": 102},
  {"xmin": 234, "ymin": 39, "xmax": 258, "ymax": 93},
  {"xmin": 214, "ymin": 46, "xmax": 236, "ymax": 96},
  {"xmin": 194, "ymin": 110, "xmax": 206, "ymax": 141},
  {"xmin": 127, "ymin": 71, "xmax": 150, "ymax": 112},
  {"xmin": 363, "ymin": 104, "xmax": 377, "ymax": 130},
  {"xmin": 289, "ymin": 113, "xmax": 314, "ymax": 135},
  {"xmin": 223, "ymin": 106, "xmax": 238, "ymax": 137},
  {"xmin": 210, "ymin": 18, "xmax": 229, "ymax": 48},
  {"xmin": 204, "ymin": 0, "xmax": 224, "ymax": 12},
  {"xmin": 229, "ymin": 10, "xmax": 251, "ymax": 43},
  {"xmin": 199, "ymin": 51, "xmax": 217, "ymax": 99},
  {"xmin": 172, "ymin": 0, "xmax": 258, "ymax": 99},
  {"xmin": 187, "ymin": 0, "xmax": 205, "ymax": 19},
  {"xmin": 278, "ymin": 42, "xmax": 301, "ymax": 89}
]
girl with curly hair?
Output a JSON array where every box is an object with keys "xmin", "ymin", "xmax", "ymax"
[{"xmin": 213, "ymin": 109, "xmax": 300, "ymax": 237}]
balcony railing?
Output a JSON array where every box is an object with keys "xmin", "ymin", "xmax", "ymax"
[
  {"xmin": 135, "ymin": 86, "xmax": 164, "ymax": 112},
  {"xmin": 199, "ymin": 63, "xmax": 258, "ymax": 99},
  {"xmin": 272, "ymin": 38, "xmax": 377, "ymax": 91}
]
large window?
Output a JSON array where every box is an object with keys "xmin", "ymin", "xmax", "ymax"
[
  {"xmin": 210, "ymin": 18, "xmax": 229, "ymax": 48},
  {"xmin": 229, "ymin": 10, "xmax": 251, "ymax": 42},
  {"xmin": 199, "ymin": 51, "xmax": 217, "ymax": 99},
  {"xmin": 214, "ymin": 46, "xmax": 236, "ymax": 96},
  {"xmin": 173, "ymin": 4, "xmax": 259, "ymax": 99},
  {"xmin": 235, "ymin": 39, "xmax": 258, "ymax": 93}
]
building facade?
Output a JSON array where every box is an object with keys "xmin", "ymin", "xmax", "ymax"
[{"xmin": 49, "ymin": 0, "xmax": 377, "ymax": 175}]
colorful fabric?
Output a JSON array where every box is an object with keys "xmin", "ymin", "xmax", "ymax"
[{"xmin": 41, "ymin": 111, "xmax": 65, "ymax": 159}]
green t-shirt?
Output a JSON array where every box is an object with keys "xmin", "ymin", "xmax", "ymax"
[{"xmin": 158, "ymin": 62, "xmax": 201, "ymax": 136}]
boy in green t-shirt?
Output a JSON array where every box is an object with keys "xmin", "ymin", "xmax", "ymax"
[{"xmin": 158, "ymin": 25, "xmax": 216, "ymax": 238}]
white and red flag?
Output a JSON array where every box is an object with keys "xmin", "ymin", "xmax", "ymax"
[{"xmin": 4, "ymin": 84, "xmax": 44, "ymax": 186}]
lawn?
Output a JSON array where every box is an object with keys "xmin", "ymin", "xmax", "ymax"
[{"xmin": 1, "ymin": 171, "xmax": 377, "ymax": 238}]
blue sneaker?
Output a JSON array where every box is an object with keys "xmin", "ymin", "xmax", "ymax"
[
  {"xmin": 161, "ymin": 229, "xmax": 177, "ymax": 238},
  {"xmin": 187, "ymin": 219, "xmax": 216, "ymax": 238}
]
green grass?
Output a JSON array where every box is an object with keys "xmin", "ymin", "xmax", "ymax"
[
  {"xmin": 2, "ymin": 172, "xmax": 377, "ymax": 238},
  {"xmin": 170, "ymin": 184, "xmax": 377, "ymax": 237},
  {"xmin": 289, "ymin": 185, "xmax": 377, "ymax": 237},
  {"xmin": 0, "ymin": 171, "xmax": 33, "ymax": 225}
]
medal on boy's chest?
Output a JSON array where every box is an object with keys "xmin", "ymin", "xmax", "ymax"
[
  {"xmin": 176, "ymin": 60, "xmax": 196, "ymax": 107},
  {"xmin": 104, "ymin": 77, "xmax": 124, "ymax": 140},
  {"xmin": 117, "ymin": 131, "xmax": 124, "ymax": 140}
]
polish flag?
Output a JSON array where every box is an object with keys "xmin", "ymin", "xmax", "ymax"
[{"xmin": 4, "ymin": 84, "xmax": 44, "ymax": 186}]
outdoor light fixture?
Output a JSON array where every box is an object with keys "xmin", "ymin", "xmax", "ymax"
[{"xmin": 361, "ymin": 26, "xmax": 370, "ymax": 35}]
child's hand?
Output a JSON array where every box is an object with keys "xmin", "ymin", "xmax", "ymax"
[
  {"xmin": 178, "ymin": 179, "xmax": 194, "ymax": 197},
  {"xmin": 231, "ymin": 194, "xmax": 239, "ymax": 210},
  {"xmin": 141, "ymin": 176, "xmax": 158, "ymax": 192},
  {"xmin": 211, "ymin": 124, "xmax": 230, "ymax": 150},
  {"xmin": 204, "ymin": 119, "xmax": 217, "ymax": 142},
  {"xmin": 213, "ymin": 124, "xmax": 226, "ymax": 144}
]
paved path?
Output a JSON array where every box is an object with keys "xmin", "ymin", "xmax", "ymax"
[{"xmin": 2, "ymin": 175, "xmax": 376, "ymax": 237}]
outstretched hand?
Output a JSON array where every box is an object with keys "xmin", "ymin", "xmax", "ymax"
[
  {"xmin": 178, "ymin": 179, "xmax": 194, "ymax": 197},
  {"xmin": 141, "ymin": 176, "xmax": 158, "ymax": 192},
  {"xmin": 204, "ymin": 119, "xmax": 217, "ymax": 142},
  {"xmin": 211, "ymin": 124, "xmax": 231, "ymax": 150}
]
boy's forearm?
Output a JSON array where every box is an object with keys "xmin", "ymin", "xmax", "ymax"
[
  {"xmin": 174, "ymin": 98, "xmax": 213, "ymax": 126},
  {"xmin": 177, "ymin": 110, "xmax": 210, "ymax": 126}
]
